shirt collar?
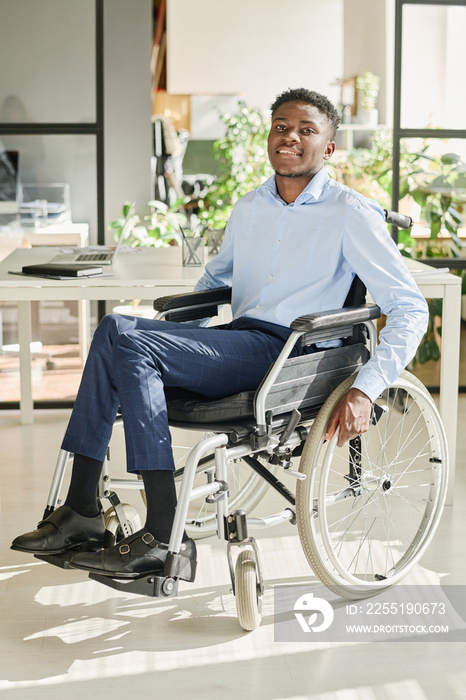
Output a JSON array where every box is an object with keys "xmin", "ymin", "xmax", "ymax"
[{"xmin": 260, "ymin": 167, "xmax": 330, "ymax": 205}]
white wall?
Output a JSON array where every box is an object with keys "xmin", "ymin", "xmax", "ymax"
[{"xmin": 167, "ymin": 0, "xmax": 343, "ymax": 113}]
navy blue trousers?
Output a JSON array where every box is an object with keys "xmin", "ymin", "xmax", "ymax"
[{"xmin": 61, "ymin": 314, "xmax": 297, "ymax": 473}]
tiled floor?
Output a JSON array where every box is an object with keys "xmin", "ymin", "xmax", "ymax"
[{"xmin": 1, "ymin": 393, "xmax": 466, "ymax": 699}]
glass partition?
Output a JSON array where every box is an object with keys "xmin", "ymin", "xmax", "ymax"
[
  {"xmin": 0, "ymin": 134, "xmax": 97, "ymax": 237},
  {"xmin": 401, "ymin": 4, "xmax": 466, "ymax": 130},
  {"xmin": 397, "ymin": 136, "xmax": 465, "ymax": 250},
  {"xmin": 0, "ymin": 0, "xmax": 96, "ymax": 124}
]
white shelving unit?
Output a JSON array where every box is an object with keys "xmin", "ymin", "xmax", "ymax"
[{"xmin": 334, "ymin": 123, "xmax": 388, "ymax": 157}]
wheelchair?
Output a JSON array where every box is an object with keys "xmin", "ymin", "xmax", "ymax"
[{"xmin": 36, "ymin": 215, "xmax": 448, "ymax": 631}]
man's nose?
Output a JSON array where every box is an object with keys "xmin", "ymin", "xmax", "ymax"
[{"xmin": 281, "ymin": 129, "xmax": 300, "ymax": 143}]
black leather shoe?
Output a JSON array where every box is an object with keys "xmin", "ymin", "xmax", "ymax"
[
  {"xmin": 70, "ymin": 529, "xmax": 197, "ymax": 581},
  {"xmin": 11, "ymin": 505, "xmax": 106, "ymax": 555}
]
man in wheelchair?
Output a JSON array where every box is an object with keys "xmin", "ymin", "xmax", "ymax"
[{"xmin": 11, "ymin": 88, "xmax": 429, "ymax": 587}]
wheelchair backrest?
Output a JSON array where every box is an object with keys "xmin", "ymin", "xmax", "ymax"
[{"xmin": 342, "ymin": 276, "xmax": 367, "ymax": 346}]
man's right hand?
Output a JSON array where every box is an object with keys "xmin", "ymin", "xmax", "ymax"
[{"xmin": 324, "ymin": 387, "xmax": 372, "ymax": 447}]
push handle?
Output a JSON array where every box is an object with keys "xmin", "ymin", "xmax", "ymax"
[{"xmin": 384, "ymin": 209, "xmax": 413, "ymax": 230}]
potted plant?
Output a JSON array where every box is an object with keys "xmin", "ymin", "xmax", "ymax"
[
  {"xmin": 108, "ymin": 197, "xmax": 191, "ymax": 317},
  {"xmin": 198, "ymin": 101, "xmax": 273, "ymax": 231},
  {"xmin": 356, "ymin": 71, "xmax": 380, "ymax": 126},
  {"xmin": 109, "ymin": 198, "xmax": 190, "ymax": 248}
]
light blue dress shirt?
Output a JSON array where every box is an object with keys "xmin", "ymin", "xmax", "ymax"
[{"xmin": 195, "ymin": 168, "xmax": 429, "ymax": 401}]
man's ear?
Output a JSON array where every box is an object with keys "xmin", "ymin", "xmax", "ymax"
[{"xmin": 324, "ymin": 141, "xmax": 336, "ymax": 160}]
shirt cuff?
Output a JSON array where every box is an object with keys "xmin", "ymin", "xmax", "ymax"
[{"xmin": 351, "ymin": 371, "xmax": 388, "ymax": 404}]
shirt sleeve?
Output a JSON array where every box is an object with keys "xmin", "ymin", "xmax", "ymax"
[{"xmin": 342, "ymin": 200, "xmax": 429, "ymax": 402}]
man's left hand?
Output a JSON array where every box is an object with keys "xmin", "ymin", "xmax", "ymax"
[{"xmin": 324, "ymin": 387, "xmax": 372, "ymax": 447}]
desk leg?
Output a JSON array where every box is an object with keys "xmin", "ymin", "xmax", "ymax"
[
  {"xmin": 78, "ymin": 299, "xmax": 90, "ymax": 366},
  {"xmin": 17, "ymin": 301, "xmax": 34, "ymax": 425},
  {"xmin": 439, "ymin": 284, "xmax": 461, "ymax": 505}
]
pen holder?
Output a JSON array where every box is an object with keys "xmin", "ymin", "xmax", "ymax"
[
  {"xmin": 182, "ymin": 237, "xmax": 205, "ymax": 266},
  {"xmin": 208, "ymin": 229, "xmax": 224, "ymax": 256}
]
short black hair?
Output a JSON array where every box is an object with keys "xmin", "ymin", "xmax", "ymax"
[{"xmin": 270, "ymin": 88, "xmax": 341, "ymax": 139}]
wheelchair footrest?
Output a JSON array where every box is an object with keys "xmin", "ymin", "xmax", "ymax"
[
  {"xmin": 88, "ymin": 572, "xmax": 179, "ymax": 598},
  {"xmin": 34, "ymin": 549, "xmax": 90, "ymax": 570}
]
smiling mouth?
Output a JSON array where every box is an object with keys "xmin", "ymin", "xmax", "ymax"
[{"xmin": 276, "ymin": 149, "xmax": 302, "ymax": 156}]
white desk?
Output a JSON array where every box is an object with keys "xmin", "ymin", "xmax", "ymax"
[
  {"xmin": 0, "ymin": 248, "xmax": 462, "ymax": 502},
  {"xmin": 404, "ymin": 258, "xmax": 462, "ymax": 504},
  {"xmin": 0, "ymin": 246, "xmax": 200, "ymax": 423},
  {"xmin": 19, "ymin": 223, "xmax": 90, "ymax": 363}
]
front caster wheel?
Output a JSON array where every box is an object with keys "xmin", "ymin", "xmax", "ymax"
[
  {"xmin": 235, "ymin": 549, "xmax": 262, "ymax": 631},
  {"xmin": 103, "ymin": 504, "xmax": 142, "ymax": 543}
]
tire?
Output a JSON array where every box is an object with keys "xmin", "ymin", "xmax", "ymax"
[
  {"xmin": 103, "ymin": 503, "xmax": 142, "ymax": 543},
  {"xmin": 235, "ymin": 549, "xmax": 262, "ymax": 631},
  {"xmin": 296, "ymin": 370, "xmax": 448, "ymax": 599}
]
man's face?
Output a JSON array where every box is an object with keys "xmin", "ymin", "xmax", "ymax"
[{"xmin": 267, "ymin": 101, "xmax": 335, "ymax": 181}]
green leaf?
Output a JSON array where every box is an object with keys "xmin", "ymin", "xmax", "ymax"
[
  {"xmin": 417, "ymin": 342, "xmax": 429, "ymax": 364},
  {"xmin": 122, "ymin": 201, "xmax": 133, "ymax": 217},
  {"xmin": 440, "ymin": 195, "xmax": 452, "ymax": 213},
  {"xmin": 441, "ymin": 152, "xmax": 461, "ymax": 165},
  {"xmin": 399, "ymin": 179, "xmax": 410, "ymax": 199},
  {"xmin": 430, "ymin": 220, "xmax": 441, "ymax": 239},
  {"xmin": 428, "ymin": 299, "xmax": 442, "ymax": 317},
  {"xmin": 424, "ymin": 201, "xmax": 442, "ymax": 223},
  {"xmin": 108, "ymin": 220, "xmax": 124, "ymax": 230},
  {"xmin": 168, "ymin": 196, "xmax": 190, "ymax": 211},
  {"xmin": 429, "ymin": 339, "xmax": 440, "ymax": 362},
  {"xmin": 412, "ymin": 190, "xmax": 429, "ymax": 207},
  {"xmin": 148, "ymin": 200, "xmax": 169, "ymax": 213}
]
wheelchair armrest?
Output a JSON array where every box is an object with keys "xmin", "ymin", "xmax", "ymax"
[
  {"xmin": 153, "ymin": 286, "xmax": 232, "ymax": 322},
  {"xmin": 290, "ymin": 303, "xmax": 381, "ymax": 339}
]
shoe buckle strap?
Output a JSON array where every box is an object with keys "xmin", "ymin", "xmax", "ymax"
[
  {"xmin": 142, "ymin": 532, "xmax": 155, "ymax": 545},
  {"xmin": 119, "ymin": 543, "xmax": 131, "ymax": 555}
]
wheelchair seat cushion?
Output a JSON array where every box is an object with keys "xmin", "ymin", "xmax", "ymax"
[
  {"xmin": 165, "ymin": 344, "xmax": 369, "ymax": 424},
  {"xmin": 166, "ymin": 388, "xmax": 255, "ymax": 424}
]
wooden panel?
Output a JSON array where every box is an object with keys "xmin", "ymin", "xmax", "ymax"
[{"xmin": 152, "ymin": 90, "xmax": 191, "ymax": 132}]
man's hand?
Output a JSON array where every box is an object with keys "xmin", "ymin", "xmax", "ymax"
[{"xmin": 324, "ymin": 387, "xmax": 372, "ymax": 447}]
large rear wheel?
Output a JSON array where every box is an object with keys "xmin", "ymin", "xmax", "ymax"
[{"xmin": 296, "ymin": 370, "xmax": 448, "ymax": 598}]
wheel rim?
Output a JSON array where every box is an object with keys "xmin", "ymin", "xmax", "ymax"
[{"xmin": 298, "ymin": 373, "xmax": 448, "ymax": 594}]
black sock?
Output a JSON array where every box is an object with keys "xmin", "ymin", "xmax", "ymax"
[
  {"xmin": 64, "ymin": 453, "xmax": 103, "ymax": 517},
  {"xmin": 140, "ymin": 470, "xmax": 187, "ymax": 543}
]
